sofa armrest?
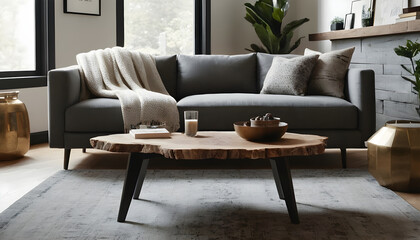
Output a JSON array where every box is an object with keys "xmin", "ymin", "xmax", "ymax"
[
  {"xmin": 345, "ymin": 69, "xmax": 376, "ymax": 145},
  {"xmin": 48, "ymin": 65, "xmax": 81, "ymax": 148}
]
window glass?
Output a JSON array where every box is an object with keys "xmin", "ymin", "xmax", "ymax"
[
  {"xmin": 124, "ymin": 0, "xmax": 194, "ymax": 55},
  {"xmin": 0, "ymin": 0, "xmax": 36, "ymax": 71}
]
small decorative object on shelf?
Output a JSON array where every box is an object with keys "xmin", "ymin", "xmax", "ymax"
[
  {"xmin": 394, "ymin": 40, "xmax": 420, "ymax": 118},
  {"xmin": 344, "ymin": 13, "xmax": 355, "ymax": 30},
  {"xmin": 367, "ymin": 120, "xmax": 420, "ymax": 192},
  {"xmin": 361, "ymin": 7, "xmax": 374, "ymax": 27},
  {"xmin": 330, "ymin": 17, "xmax": 344, "ymax": 31},
  {"xmin": 0, "ymin": 91, "xmax": 30, "ymax": 160}
]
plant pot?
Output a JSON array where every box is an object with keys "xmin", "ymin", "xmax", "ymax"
[
  {"xmin": 330, "ymin": 22, "xmax": 344, "ymax": 31},
  {"xmin": 362, "ymin": 17, "xmax": 373, "ymax": 27}
]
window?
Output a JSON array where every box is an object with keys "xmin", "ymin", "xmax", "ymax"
[
  {"xmin": 0, "ymin": 0, "xmax": 36, "ymax": 72},
  {"xmin": 0, "ymin": 0, "xmax": 52, "ymax": 89},
  {"xmin": 117, "ymin": 0, "xmax": 210, "ymax": 55}
]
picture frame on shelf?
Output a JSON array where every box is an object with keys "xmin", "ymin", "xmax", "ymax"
[
  {"xmin": 345, "ymin": 13, "xmax": 355, "ymax": 30},
  {"xmin": 374, "ymin": 0, "xmax": 408, "ymax": 26},
  {"xmin": 351, "ymin": 0, "xmax": 374, "ymax": 28},
  {"xmin": 64, "ymin": 0, "xmax": 101, "ymax": 16}
]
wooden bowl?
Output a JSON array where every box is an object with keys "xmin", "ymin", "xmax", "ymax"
[
  {"xmin": 250, "ymin": 117, "xmax": 280, "ymax": 127},
  {"xmin": 234, "ymin": 121, "xmax": 288, "ymax": 141}
]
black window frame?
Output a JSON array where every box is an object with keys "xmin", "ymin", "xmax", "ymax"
[
  {"xmin": 116, "ymin": 0, "xmax": 210, "ymax": 54},
  {"xmin": 0, "ymin": 0, "xmax": 55, "ymax": 90}
]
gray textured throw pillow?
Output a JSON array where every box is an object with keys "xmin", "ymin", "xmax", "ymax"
[
  {"xmin": 260, "ymin": 54, "xmax": 319, "ymax": 96},
  {"xmin": 305, "ymin": 47, "xmax": 355, "ymax": 98}
]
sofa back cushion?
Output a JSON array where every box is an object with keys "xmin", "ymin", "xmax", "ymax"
[
  {"xmin": 256, "ymin": 53, "xmax": 300, "ymax": 91},
  {"xmin": 177, "ymin": 53, "xmax": 257, "ymax": 99},
  {"xmin": 155, "ymin": 55, "xmax": 177, "ymax": 99}
]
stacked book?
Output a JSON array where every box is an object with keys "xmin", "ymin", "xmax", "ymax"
[
  {"xmin": 396, "ymin": 6, "xmax": 420, "ymax": 23},
  {"xmin": 129, "ymin": 128, "xmax": 171, "ymax": 139}
]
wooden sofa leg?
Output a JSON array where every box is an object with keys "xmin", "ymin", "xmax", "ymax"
[
  {"xmin": 64, "ymin": 149, "xmax": 71, "ymax": 170},
  {"xmin": 82, "ymin": 148, "xmax": 86, "ymax": 153},
  {"xmin": 340, "ymin": 148, "xmax": 347, "ymax": 169}
]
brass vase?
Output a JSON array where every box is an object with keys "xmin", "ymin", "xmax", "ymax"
[
  {"xmin": 367, "ymin": 120, "xmax": 420, "ymax": 192},
  {"xmin": 0, "ymin": 91, "xmax": 30, "ymax": 160}
]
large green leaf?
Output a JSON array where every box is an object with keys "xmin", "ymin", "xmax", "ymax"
[
  {"xmin": 278, "ymin": 31, "xmax": 293, "ymax": 53},
  {"xmin": 401, "ymin": 64, "xmax": 413, "ymax": 75},
  {"xmin": 272, "ymin": 0, "xmax": 288, "ymax": 22},
  {"xmin": 254, "ymin": 1, "xmax": 274, "ymax": 26},
  {"xmin": 402, "ymin": 75, "xmax": 417, "ymax": 86},
  {"xmin": 288, "ymin": 37, "xmax": 305, "ymax": 54},
  {"xmin": 282, "ymin": 18, "xmax": 310, "ymax": 36},
  {"xmin": 265, "ymin": 24, "xmax": 281, "ymax": 53},
  {"xmin": 394, "ymin": 40, "xmax": 420, "ymax": 59},
  {"xmin": 253, "ymin": 23, "xmax": 272, "ymax": 52},
  {"xmin": 245, "ymin": 4, "xmax": 268, "ymax": 26},
  {"xmin": 247, "ymin": 43, "xmax": 267, "ymax": 53}
]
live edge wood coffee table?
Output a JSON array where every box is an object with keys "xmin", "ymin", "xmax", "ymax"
[{"xmin": 90, "ymin": 131, "xmax": 327, "ymax": 224}]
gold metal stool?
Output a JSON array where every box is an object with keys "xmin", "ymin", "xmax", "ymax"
[
  {"xmin": 367, "ymin": 120, "xmax": 420, "ymax": 192},
  {"xmin": 0, "ymin": 91, "xmax": 30, "ymax": 160}
]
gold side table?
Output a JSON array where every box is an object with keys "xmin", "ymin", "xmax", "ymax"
[
  {"xmin": 0, "ymin": 91, "xmax": 30, "ymax": 160},
  {"xmin": 367, "ymin": 120, "xmax": 420, "ymax": 192}
]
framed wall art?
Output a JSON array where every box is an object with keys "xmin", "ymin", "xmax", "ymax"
[
  {"xmin": 64, "ymin": 0, "xmax": 101, "ymax": 16},
  {"xmin": 351, "ymin": 0, "xmax": 374, "ymax": 28},
  {"xmin": 374, "ymin": 0, "xmax": 408, "ymax": 26},
  {"xmin": 345, "ymin": 13, "xmax": 355, "ymax": 30}
]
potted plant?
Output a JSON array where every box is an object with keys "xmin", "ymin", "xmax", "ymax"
[
  {"xmin": 330, "ymin": 17, "xmax": 344, "ymax": 31},
  {"xmin": 362, "ymin": 6, "xmax": 373, "ymax": 27},
  {"xmin": 394, "ymin": 40, "xmax": 420, "ymax": 117},
  {"xmin": 244, "ymin": 0, "xmax": 309, "ymax": 53}
]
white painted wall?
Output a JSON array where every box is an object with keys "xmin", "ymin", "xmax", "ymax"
[
  {"xmin": 211, "ymin": 0, "xmax": 260, "ymax": 54},
  {"xmin": 55, "ymin": 0, "xmax": 117, "ymax": 67},
  {"xmin": 293, "ymin": 0, "xmax": 353, "ymax": 54}
]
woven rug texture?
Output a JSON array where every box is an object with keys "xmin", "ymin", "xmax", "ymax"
[{"xmin": 1, "ymin": 169, "xmax": 420, "ymax": 240}]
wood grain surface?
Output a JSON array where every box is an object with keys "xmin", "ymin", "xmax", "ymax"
[
  {"xmin": 308, "ymin": 19, "xmax": 420, "ymax": 41},
  {"xmin": 90, "ymin": 132, "xmax": 327, "ymax": 160}
]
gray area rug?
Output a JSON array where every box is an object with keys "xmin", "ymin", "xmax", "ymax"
[{"xmin": 1, "ymin": 169, "xmax": 420, "ymax": 240}]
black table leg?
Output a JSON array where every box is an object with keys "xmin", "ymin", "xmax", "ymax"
[
  {"xmin": 270, "ymin": 157, "xmax": 299, "ymax": 224},
  {"xmin": 270, "ymin": 159, "xmax": 285, "ymax": 200},
  {"xmin": 117, "ymin": 152, "xmax": 144, "ymax": 222},
  {"xmin": 133, "ymin": 159, "xmax": 150, "ymax": 199}
]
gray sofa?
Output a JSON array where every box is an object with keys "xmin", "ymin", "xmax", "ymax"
[{"xmin": 48, "ymin": 53, "xmax": 375, "ymax": 169}]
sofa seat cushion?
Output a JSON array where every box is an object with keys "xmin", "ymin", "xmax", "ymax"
[
  {"xmin": 177, "ymin": 93, "xmax": 358, "ymax": 131},
  {"xmin": 65, "ymin": 98, "xmax": 124, "ymax": 132}
]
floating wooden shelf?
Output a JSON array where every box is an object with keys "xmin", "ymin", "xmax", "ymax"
[{"xmin": 309, "ymin": 19, "xmax": 420, "ymax": 41}]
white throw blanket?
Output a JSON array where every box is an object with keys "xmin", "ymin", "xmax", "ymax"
[{"xmin": 76, "ymin": 47, "xmax": 180, "ymax": 132}]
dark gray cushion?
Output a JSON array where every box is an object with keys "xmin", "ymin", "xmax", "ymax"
[
  {"xmin": 65, "ymin": 98, "xmax": 123, "ymax": 132},
  {"xmin": 177, "ymin": 54, "xmax": 257, "ymax": 99},
  {"xmin": 155, "ymin": 55, "xmax": 177, "ymax": 99},
  {"xmin": 256, "ymin": 53, "xmax": 300, "ymax": 91},
  {"xmin": 177, "ymin": 93, "xmax": 358, "ymax": 131},
  {"xmin": 260, "ymin": 55, "xmax": 319, "ymax": 96}
]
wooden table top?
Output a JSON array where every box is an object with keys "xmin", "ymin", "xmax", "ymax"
[{"xmin": 90, "ymin": 131, "xmax": 327, "ymax": 160}]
